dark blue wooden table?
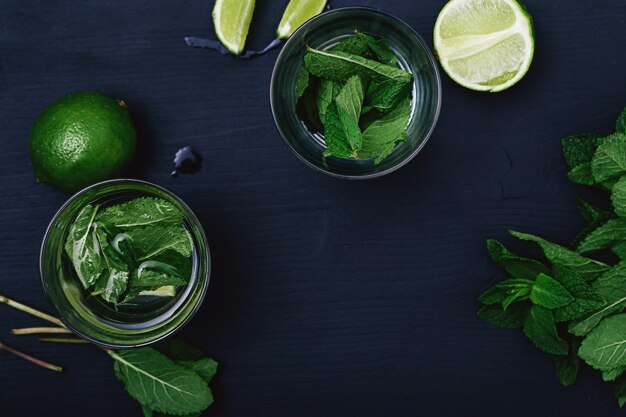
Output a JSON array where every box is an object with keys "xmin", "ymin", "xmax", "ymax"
[{"xmin": 1, "ymin": 1, "xmax": 626, "ymax": 416}]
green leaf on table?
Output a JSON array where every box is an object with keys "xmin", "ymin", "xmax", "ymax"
[
  {"xmin": 317, "ymin": 79, "xmax": 342, "ymax": 124},
  {"xmin": 576, "ymin": 218, "xmax": 626, "ymax": 254},
  {"xmin": 477, "ymin": 303, "xmax": 530, "ymax": 329},
  {"xmin": 110, "ymin": 348, "xmax": 213, "ymax": 415},
  {"xmin": 486, "ymin": 239, "xmax": 549, "ymax": 279},
  {"xmin": 529, "ymin": 273, "xmax": 574, "ymax": 309},
  {"xmin": 178, "ymin": 358, "xmax": 219, "ymax": 384},
  {"xmin": 96, "ymin": 198, "xmax": 183, "ymax": 228},
  {"xmin": 562, "ymin": 133, "xmax": 601, "ymax": 169},
  {"xmin": 91, "ymin": 227, "xmax": 130, "ymax": 303},
  {"xmin": 523, "ymin": 304, "xmax": 568, "ymax": 355},
  {"xmin": 304, "ymin": 47, "xmax": 412, "ymax": 84},
  {"xmin": 295, "ymin": 66, "xmax": 309, "ymax": 100},
  {"xmin": 616, "ymin": 108, "xmax": 626, "ymax": 134},
  {"xmin": 569, "ymin": 264, "xmax": 626, "ymax": 335},
  {"xmin": 133, "ymin": 250, "xmax": 191, "ymax": 287},
  {"xmin": 359, "ymin": 96, "xmax": 411, "ymax": 164},
  {"xmin": 576, "ymin": 198, "xmax": 604, "ymax": 223},
  {"xmin": 478, "ymin": 278, "xmax": 533, "ymax": 307},
  {"xmin": 64, "ymin": 204, "xmax": 104, "ymax": 289},
  {"xmin": 571, "ymin": 210, "xmax": 613, "ymax": 249},
  {"xmin": 579, "ymin": 313, "xmax": 626, "ymax": 371},
  {"xmin": 603, "ymin": 366, "xmax": 626, "ymax": 382},
  {"xmin": 568, "ymin": 163, "xmax": 596, "ymax": 185},
  {"xmin": 554, "ymin": 337, "xmax": 581, "ymax": 386},
  {"xmin": 549, "ymin": 266, "xmax": 605, "ymax": 323},
  {"xmin": 611, "ymin": 176, "xmax": 626, "ymax": 217},
  {"xmin": 127, "ymin": 225, "xmax": 193, "ymax": 261},
  {"xmin": 591, "ymin": 133, "xmax": 626, "ymax": 183},
  {"xmin": 510, "ymin": 231, "xmax": 609, "ymax": 280},
  {"xmin": 615, "ymin": 376, "xmax": 626, "ymax": 407},
  {"xmin": 358, "ymin": 32, "xmax": 398, "ymax": 66}
]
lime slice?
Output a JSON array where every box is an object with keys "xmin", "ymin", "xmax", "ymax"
[
  {"xmin": 139, "ymin": 286, "xmax": 177, "ymax": 297},
  {"xmin": 213, "ymin": 0, "xmax": 255, "ymax": 54},
  {"xmin": 434, "ymin": 0, "xmax": 534, "ymax": 92},
  {"xmin": 277, "ymin": 0, "xmax": 327, "ymax": 39}
]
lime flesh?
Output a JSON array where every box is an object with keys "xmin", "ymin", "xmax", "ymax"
[
  {"xmin": 434, "ymin": 0, "xmax": 534, "ymax": 92},
  {"xmin": 277, "ymin": 0, "xmax": 327, "ymax": 39},
  {"xmin": 213, "ymin": 0, "xmax": 255, "ymax": 54}
]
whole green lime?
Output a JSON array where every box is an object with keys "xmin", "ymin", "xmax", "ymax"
[{"xmin": 29, "ymin": 91, "xmax": 137, "ymax": 193}]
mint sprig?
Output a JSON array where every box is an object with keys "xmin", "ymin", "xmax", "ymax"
[{"xmin": 478, "ymin": 107, "xmax": 626, "ymax": 406}]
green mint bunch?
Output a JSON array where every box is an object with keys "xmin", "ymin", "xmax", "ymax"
[
  {"xmin": 478, "ymin": 107, "xmax": 626, "ymax": 406},
  {"xmin": 296, "ymin": 32, "xmax": 413, "ymax": 164},
  {"xmin": 64, "ymin": 197, "xmax": 193, "ymax": 304}
]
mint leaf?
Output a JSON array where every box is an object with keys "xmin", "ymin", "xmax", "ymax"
[
  {"xmin": 523, "ymin": 305, "xmax": 568, "ymax": 355},
  {"xmin": 555, "ymin": 337, "xmax": 581, "ymax": 386},
  {"xmin": 614, "ymin": 241, "xmax": 626, "ymax": 259},
  {"xmin": 178, "ymin": 358, "xmax": 218, "ymax": 384},
  {"xmin": 110, "ymin": 348, "xmax": 213, "ymax": 415},
  {"xmin": 64, "ymin": 204, "xmax": 104, "ymax": 289},
  {"xmin": 617, "ymin": 108, "xmax": 626, "ymax": 134},
  {"xmin": 323, "ymin": 102, "xmax": 359, "ymax": 158},
  {"xmin": 127, "ymin": 225, "xmax": 193, "ymax": 261},
  {"xmin": 562, "ymin": 133, "xmax": 601, "ymax": 169},
  {"xmin": 612, "ymin": 176, "xmax": 626, "ymax": 217},
  {"xmin": 604, "ymin": 366, "xmax": 626, "ymax": 382},
  {"xmin": 134, "ymin": 250, "xmax": 191, "ymax": 287},
  {"xmin": 591, "ymin": 133, "xmax": 626, "ymax": 183},
  {"xmin": 576, "ymin": 199, "xmax": 604, "ymax": 223},
  {"xmin": 568, "ymin": 163, "xmax": 595, "ymax": 185},
  {"xmin": 477, "ymin": 303, "xmax": 529, "ymax": 329},
  {"xmin": 317, "ymin": 79, "xmax": 342, "ymax": 124},
  {"xmin": 478, "ymin": 278, "xmax": 533, "ymax": 307},
  {"xmin": 295, "ymin": 66, "xmax": 309, "ymax": 100},
  {"xmin": 332, "ymin": 76, "xmax": 364, "ymax": 151},
  {"xmin": 577, "ymin": 218, "xmax": 626, "ymax": 254},
  {"xmin": 358, "ymin": 32, "xmax": 398, "ymax": 66},
  {"xmin": 571, "ymin": 211, "xmax": 613, "ymax": 249},
  {"xmin": 510, "ymin": 231, "xmax": 609, "ymax": 279},
  {"xmin": 96, "ymin": 198, "xmax": 183, "ymax": 228},
  {"xmin": 360, "ymin": 96, "xmax": 411, "ymax": 164},
  {"xmin": 92, "ymin": 227, "xmax": 130, "ymax": 303},
  {"xmin": 330, "ymin": 36, "xmax": 369, "ymax": 55},
  {"xmin": 335, "ymin": 75, "xmax": 364, "ymax": 122},
  {"xmin": 304, "ymin": 47, "xmax": 412, "ymax": 84},
  {"xmin": 579, "ymin": 313, "xmax": 626, "ymax": 371},
  {"xmin": 615, "ymin": 376, "xmax": 626, "ymax": 407},
  {"xmin": 530, "ymin": 273, "xmax": 574, "ymax": 309},
  {"xmin": 365, "ymin": 79, "xmax": 411, "ymax": 113},
  {"xmin": 550, "ymin": 266, "xmax": 605, "ymax": 323},
  {"xmin": 486, "ymin": 239, "xmax": 549, "ymax": 279}
]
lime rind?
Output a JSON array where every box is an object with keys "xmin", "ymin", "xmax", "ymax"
[
  {"xmin": 212, "ymin": 0, "xmax": 256, "ymax": 55},
  {"xmin": 433, "ymin": 0, "xmax": 534, "ymax": 92}
]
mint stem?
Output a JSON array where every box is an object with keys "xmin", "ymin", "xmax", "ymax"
[
  {"xmin": 12, "ymin": 327, "xmax": 72, "ymax": 335},
  {"xmin": 39, "ymin": 337, "xmax": 89, "ymax": 344},
  {"xmin": 0, "ymin": 341, "xmax": 63, "ymax": 372},
  {"xmin": 0, "ymin": 294, "xmax": 66, "ymax": 328}
]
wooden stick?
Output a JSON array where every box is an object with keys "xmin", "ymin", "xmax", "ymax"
[
  {"xmin": 12, "ymin": 327, "xmax": 72, "ymax": 335},
  {"xmin": 0, "ymin": 294, "xmax": 66, "ymax": 328},
  {"xmin": 39, "ymin": 337, "xmax": 89, "ymax": 344},
  {"xmin": 0, "ymin": 341, "xmax": 63, "ymax": 372}
]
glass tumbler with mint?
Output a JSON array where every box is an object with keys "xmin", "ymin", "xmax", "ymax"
[{"xmin": 40, "ymin": 180, "xmax": 210, "ymax": 348}]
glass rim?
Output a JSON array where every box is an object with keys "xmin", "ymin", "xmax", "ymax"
[
  {"xmin": 39, "ymin": 178, "xmax": 211, "ymax": 348},
  {"xmin": 270, "ymin": 6, "xmax": 442, "ymax": 180}
]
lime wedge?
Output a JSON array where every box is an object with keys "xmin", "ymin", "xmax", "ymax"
[
  {"xmin": 213, "ymin": 0, "xmax": 256, "ymax": 54},
  {"xmin": 139, "ymin": 286, "xmax": 177, "ymax": 297},
  {"xmin": 277, "ymin": 0, "xmax": 327, "ymax": 39},
  {"xmin": 434, "ymin": 0, "xmax": 534, "ymax": 92}
]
